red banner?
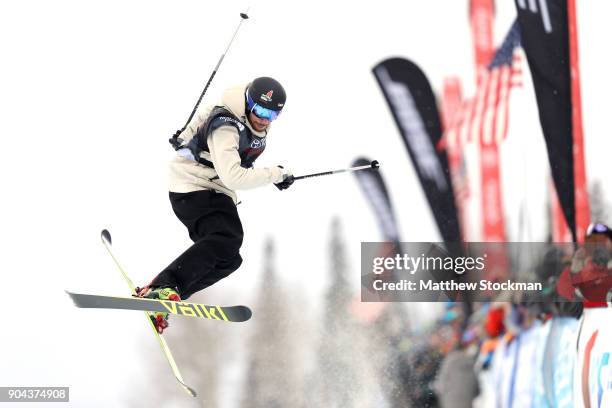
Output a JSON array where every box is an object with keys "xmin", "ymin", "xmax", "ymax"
[
  {"xmin": 480, "ymin": 144, "xmax": 506, "ymax": 241},
  {"xmin": 568, "ymin": 0, "xmax": 590, "ymax": 243},
  {"xmin": 470, "ymin": 0, "xmax": 495, "ymax": 82},
  {"xmin": 470, "ymin": 0, "xmax": 507, "ymax": 243},
  {"xmin": 442, "ymin": 78, "xmax": 468, "ymax": 241}
]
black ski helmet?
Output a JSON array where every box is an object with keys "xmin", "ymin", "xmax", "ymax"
[{"xmin": 246, "ymin": 77, "xmax": 286, "ymax": 111}]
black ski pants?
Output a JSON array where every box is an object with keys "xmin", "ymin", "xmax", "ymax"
[{"xmin": 151, "ymin": 190, "xmax": 243, "ymax": 300}]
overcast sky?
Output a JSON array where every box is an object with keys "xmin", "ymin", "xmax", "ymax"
[{"xmin": 1, "ymin": 1, "xmax": 611, "ymax": 406}]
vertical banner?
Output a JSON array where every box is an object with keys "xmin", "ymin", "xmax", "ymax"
[
  {"xmin": 480, "ymin": 144, "xmax": 505, "ymax": 241},
  {"xmin": 372, "ymin": 58, "xmax": 461, "ymax": 243},
  {"xmin": 551, "ymin": 181, "xmax": 573, "ymax": 242},
  {"xmin": 469, "ymin": 0, "xmax": 507, "ymax": 243},
  {"xmin": 470, "ymin": 0, "xmax": 495, "ymax": 82},
  {"xmin": 352, "ymin": 156, "xmax": 401, "ymax": 246},
  {"xmin": 514, "ymin": 0, "xmax": 590, "ymax": 242},
  {"xmin": 466, "ymin": 21, "xmax": 522, "ymax": 282},
  {"xmin": 352, "ymin": 156, "xmax": 399, "ymax": 314},
  {"xmin": 441, "ymin": 78, "xmax": 469, "ymax": 241},
  {"xmin": 567, "ymin": 0, "xmax": 590, "ymax": 242}
]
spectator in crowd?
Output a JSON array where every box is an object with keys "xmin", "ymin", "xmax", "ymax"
[{"xmin": 570, "ymin": 222, "xmax": 612, "ymax": 304}]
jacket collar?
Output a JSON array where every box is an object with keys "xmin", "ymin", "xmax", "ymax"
[{"xmin": 221, "ymin": 83, "xmax": 268, "ymax": 137}]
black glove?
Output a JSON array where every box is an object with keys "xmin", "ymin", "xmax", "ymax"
[
  {"xmin": 274, "ymin": 166, "xmax": 295, "ymax": 191},
  {"xmin": 169, "ymin": 129, "xmax": 184, "ymax": 150},
  {"xmin": 275, "ymin": 175, "xmax": 294, "ymax": 190}
]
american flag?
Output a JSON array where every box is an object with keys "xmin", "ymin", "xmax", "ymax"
[{"xmin": 445, "ymin": 21, "xmax": 523, "ymax": 148}]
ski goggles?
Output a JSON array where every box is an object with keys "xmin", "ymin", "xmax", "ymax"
[
  {"xmin": 586, "ymin": 222, "xmax": 612, "ymax": 239},
  {"xmin": 246, "ymin": 93, "xmax": 281, "ymax": 121}
]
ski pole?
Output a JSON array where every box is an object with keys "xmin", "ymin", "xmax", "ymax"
[
  {"xmin": 293, "ymin": 160, "xmax": 380, "ymax": 181},
  {"xmin": 170, "ymin": 10, "xmax": 250, "ymax": 148}
]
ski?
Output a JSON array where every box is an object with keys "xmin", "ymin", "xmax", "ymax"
[
  {"xmin": 99, "ymin": 229, "xmax": 197, "ymax": 397},
  {"xmin": 67, "ymin": 291, "xmax": 252, "ymax": 322}
]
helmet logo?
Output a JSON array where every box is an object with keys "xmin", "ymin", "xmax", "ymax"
[{"xmin": 260, "ymin": 90, "xmax": 273, "ymax": 103}]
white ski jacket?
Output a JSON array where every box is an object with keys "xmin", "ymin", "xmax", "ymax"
[{"xmin": 168, "ymin": 83, "xmax": 284, "ymax": 203}]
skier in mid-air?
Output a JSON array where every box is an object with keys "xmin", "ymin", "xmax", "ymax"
[{"xmin": 136, "ymin": 77, "xmax": 294, "ymax": 333}]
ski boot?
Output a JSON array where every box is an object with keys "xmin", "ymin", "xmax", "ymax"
[{"xmin": 136, "ymin": 286, "xmax": 181, "ymax": 334}]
